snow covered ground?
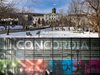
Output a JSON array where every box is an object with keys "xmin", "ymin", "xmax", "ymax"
[
  {"xmin": 0, "ymin": 25, "xmax": 23, "ymax": 30},
  {"xmin": 0, "ymin": 27, "xmax": 98, "ymax": 37},
  {"xmin": 8, "ymin": 25, "xmax": 23, "ymax": 29},
  {"xmin": 0, "ymin": 26, "xmax": 5, "ymax": 30}
]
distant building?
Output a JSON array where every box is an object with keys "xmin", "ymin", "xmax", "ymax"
[
  {"xmin": 67, "ymin": 14, "xmax": 89, "ymax": 28},
  {"xmin": 32, "ymin": 7, "xmax": 62, "ymax": 25},
  {"xmin": 52, "ymin": 7, "xmax": 56, "ymax": 13},
  {"xmin": 0, "ymin": 8, "xmax": 62, "ymax": 27},
  {"xmin": 32, "ymin": 14, "xmax": 44, "ymax": 25},
  {"xmin": 44, "ymin": 7, "xmax": 62, "ymax": 23}
]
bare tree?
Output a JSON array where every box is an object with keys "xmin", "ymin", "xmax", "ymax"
[
  {"xmin": 0, "ymin": 0, "xmax": 36, "ymax": 31},
  {"xmin": 68, "ymin": 0, "xmax": 84, "ymax": 31},
  {"xmin": 83, "ymin": 0, "xmax": 100, "ymax": 37},
  {"xmin": 55, "ymin": 20, "xmax": 59, "ymax": 29},
  {"xmin": 17, "ymin": 6, "xmax": 34, "ymax": 29},
  {"xmin": 42, "ymin": 18, "xmax": 45, "ymax": 26},
  {"xmin": 50, "ymin": 21, "xmax": 54, "ymax": 31},
  {"xmin": 59, "ymin": 9, "xmax": 64, "ymax": 15},
  {"xmin": 0, "ymin": 0, "xmax": 18, "ymax": 30},
  {"xmin": 67, "ymin": 18, "xmax": 72, "ymax": 31},
  {"xmin": 19, "ymin": 7, "xmax": 27, "ymax": 29}
]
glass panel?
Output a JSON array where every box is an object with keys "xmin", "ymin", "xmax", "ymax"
[
  {"xmin": 6, "ymin": 38, "xmax": 12, "ymax": 49},
  {"xmin": 62, "ymin": 38, "xmax": 71, "ymax": 60},
  {"xmin": 0, "ymin": 38, "xmax": 5, "ymax": 49},
  {"xmin": 44, "ymin": 38, "xmax": 52, "ymax": 60},
  {"xmin": 53, "ymin": 39, "xmax": 63, "ymax": 60},
  {"xmin": 35, "ymin": 38, "xmax": 44, "ymax": 55},
  {"xmin": 16, "ymin": 50, "xmax": 24, "ymax": 60},
  {"xmin": 72, "ymin": 39, "xmax": 81, "ymax": 60},
  {"xmin": 0, "ymin": 38, "xmax": 100, "ymax": 75},
  {"xmin": 91, "ymin": 39, "xmax": 100, "ymax": 60},
  {"xmin": 0, "ymin": 50, "xmax": 5, "ymax": 59},
  {"xmin": 81, "ymin": 39, "xmax": 90, "ymax": 60},
  {"xmin": 24, "ymin": 38, "xmax": 33, "ymax": 59},
  {"xmin": 13, "ymin": 38, "xmax": 24, "ymax": 50}
]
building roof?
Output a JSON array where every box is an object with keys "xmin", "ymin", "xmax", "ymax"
[
  {"xmin": 46, "ymin": 13, "xmax": 62, "ymax": 15},
  {"xmin": 68, "ymin": 14, "xmax": 87, "ymax": 16},
  {"xmin": 33, "ymin": 13, "xmax": 44, "ymax": 16},
  {"xmin": 17, "ymin": 13, "xmax": 33, "ymax": 15},
  {"xmin": 16, "ymin": 13, "xmax": 44, "ymax": 16},
  {"xmin": 52, "ymin": 7, "xmax": 56, "ymax": 9}
]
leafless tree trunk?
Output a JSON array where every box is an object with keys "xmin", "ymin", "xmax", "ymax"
[
  {"xmin": 83, "ymin": 0, "xmax": 100, "ymax": 37},
  {"xmin": 59, "ymin": 16, "xmax": 67, "ymax": 31},
  {"xmin": 59, "ymin": 9, "xmax": 64, "ymax": 16},
  {"xmin": 68, "ymin": 0, "xmax": 84, "ymax": 31},
  {"xmin": 0, "ymin": 0, "xmax": 18, "ymax": 30},
  {"xmin": 17, "ymin": 6, "xmax": 33, "ymax": 29}
]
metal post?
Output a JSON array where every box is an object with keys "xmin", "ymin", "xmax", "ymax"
[
  {"xmin": 7, "ymin": 19, "xmax": 12, "ymax": 35},
  {"xmin": 76, "ymin": 50, "xmax": 79, "ymax": 75},
  {"xmin": 7, "ymin": 24, "xmax": 9, "ymax": 35},
  {"xmin": 7, "ymin": 19, "xmax": 10, "ymax": 35}
]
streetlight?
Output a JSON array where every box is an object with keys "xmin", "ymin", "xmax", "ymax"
[{"xmin": 7, "ymin": 18, "xmax": 12, "ymax": 35}]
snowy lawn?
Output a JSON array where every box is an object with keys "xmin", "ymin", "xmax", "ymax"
[
  {"xmin": 0, "ymin": 27, "xmax": 98, "ymax": 37},
  {"xmin": 0, "ymin": 25, "xmax": 23, "ymax": 30}
]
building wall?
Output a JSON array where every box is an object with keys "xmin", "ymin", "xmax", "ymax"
[
  {"xmin": 32, "ymin": 16, "xmax": 44, "ymax": 24},
  {"xmin": 67, "ymin": 15, "xmax": 89, "ymax": 28},
  {"xmin": 0, "ymin": 38, "xmax": 100, "ymax": 75},
  {"xmin": 44, "ymin": 13, "xmax": 62, "ymax": 22},
  {"xmin": 32, "ymin": 13, "xmax": 62, "ymax": 25}
]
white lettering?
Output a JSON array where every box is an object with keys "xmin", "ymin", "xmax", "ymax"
[
  {"xmin": 59, "ymin": 41, "xmax": 67, "ymax": 49},
  {"xmin": 16, "ymin": 40, "xmax": 89, "ymax": 50},
  {"xmin": 25, "ymin": 40, "xmax": 33, "ymax": 49},
  {"xmin": 17, "ymin": 40, "xmax": 24, "ymax": 49},
  {"xmin": 81, "ymin": 41, "xmax": 89, "ymax": 49},
  {"xmin": 68, "ymin": 41, "xmax": 71, "ymax": 49},
  {"xmin": 72, "ymin": 41, "xmax": 76, "ymax": 49},
  {"xmin": 35, "ymin": 41, "xmax": 43, "ymax": 49},
  {"xmin": 77, "ymin": 41, "xmax": 79, "ymax": 49},
  {"xmin": 53, "ymin": 41, "xmax": 59, "ymax": 49},
  {"xmin": 44, "ymin": 41, "xmax": 52, "ymax": 49}
]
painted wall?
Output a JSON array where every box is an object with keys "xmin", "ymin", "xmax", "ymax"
[
  {"xmin": 0, "ymin": 38, "xmax": 100, "ymax": 75},
  {"xmin": 0, "ymin": 60, "xmax": 100, "ymax": 75}
]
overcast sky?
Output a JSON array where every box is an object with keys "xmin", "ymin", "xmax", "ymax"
[{"xmin": 13, "ymin": 0, "xmax": 71, "ymax": 14}]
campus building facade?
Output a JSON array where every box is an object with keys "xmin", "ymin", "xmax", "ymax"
[
  {"xmin": 32, "ymin": 8, "xmax": 62, "ymax": 25},
  {"xmin": 0, "ymin": 38, "xmax": 100, "ymax": 75}
]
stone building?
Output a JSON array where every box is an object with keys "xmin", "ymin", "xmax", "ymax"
[
  {"xmin": 44, "ymin": 7, "xmax": 62, "ymax": 22},
  {"xmin": 32, "ymin": 14, "xmax": 44, "ymax": 25},
  {"xmin": 67, "ymin": 14, "xmax": 89, "ymax": 30},
  {"xmin": 32, "ymin": 7, "xmax": 62, "ymax": 25}
]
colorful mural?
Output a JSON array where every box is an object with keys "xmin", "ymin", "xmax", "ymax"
[
  {"xmin": 53, "ymin": 60, "xmax": 71, "ymax": 75},
  {"xmin": 0, "ymin": 60, "xmax": 17, "ymax": 75},
  {"xmin": 84, "ymin": 60, "xmax": 100, "ymax": 75},
  {"xmin": 0, "ymin": 60, "xmax": 100, "ymax": 75},
  {"xmin": 17, "ymin": 60, "xmax": 53, "ymax": 75}
]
